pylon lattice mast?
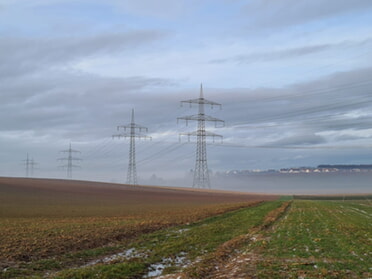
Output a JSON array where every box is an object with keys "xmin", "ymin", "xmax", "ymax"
[
  {"xmin": 178, "ymin": 84, "xmax": 224, "ymax": 188},
  {"xmin": 24, "ymin": 153, "xmax": 37, "ymax": 177},
  {"xmin": 58, "ymin": 143, "xmax": 81, "ymax": 179},
  {"xmin": 113, "ymin": 109, "xmax": 151, "ymax": 185}
]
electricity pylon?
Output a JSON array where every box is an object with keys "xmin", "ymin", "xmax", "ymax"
[
  {"xmin": 23, "ymin": 153, "xmax": 37, "ymax": 177},
  {"xmin": 113, "ymin": 109, "xmax": 151, "ymax": 185},
  {"xmin": 178, "ymin": 84, "xmax": 224, "ymax": 188},
  {"xmin": 58, "ymin": 143, "xmax": 81, "ymax": 179}
]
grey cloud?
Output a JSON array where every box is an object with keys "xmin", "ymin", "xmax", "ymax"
[
  {"xmin": 0, "ymin": 30, "xmax": 166, "ymax": 78},
  {"xmin": 0, "ymin": 69, "xmax": 174, "ymax": 136},
  {"xmin": 2, "ymin": 0, "xmax": 372, "ymax": 185},
  {"xmin": 243, "ymin": 0, "xmax": 372, "ymax": 30},
  {"xmin": 16, "ymin": 0, "xmax": 195, "ymax": 19},
  {"xmin": 110, "ymin": 0, "xmax": 195, "ymax": 19},
  {"xmin": 210, "ymin": 38, "xmax": 372, "ymax": 65},
  {"xmin": 210, "ymin": 44, "xmax": 332, "ymax": 64},
  {"xmin": 335, "ymin": 134, "xmax": 366, "ymax": 142},
  {"xmin": 302, "ymin": 114, "xmax": 372, "ymax": 133},
  {"xmin": 267, "ymin": 133, "xmax": 327, "ymax": 147}
]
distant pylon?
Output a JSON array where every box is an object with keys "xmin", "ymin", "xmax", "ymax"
[
  {"xmin": 113, "ymin": 109, "xmax": 151, "ymax": 185},
  {"xmin": 178, "ymin": 84, "xmax": 224, "ymax": 188},
  {"xmin": 23, "ymin": 153, "xmax": 37, "ymax": 177},
  {"xmin": 58, "ymin": 143, "xmax": 81, "ymax": 179}
]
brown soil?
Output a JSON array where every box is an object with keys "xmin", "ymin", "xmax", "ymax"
[
  {"xmin": 0, "ymin": 177, "xmax": 277, "ymax": 217},
  {"xmin": 0, "ymin": 177, "xmax": 277, "ymax": 263}
]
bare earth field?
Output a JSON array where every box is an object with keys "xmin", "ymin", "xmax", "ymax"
[
  {"xmin": 0, "ymin": 177, "xmax": 273, "ymax": 218},
  {"xmin": 0, "ymin": 177, "xmax": 276, "ymax": 278}
]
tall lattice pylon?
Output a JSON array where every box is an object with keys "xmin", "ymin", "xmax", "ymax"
[
  {"xmin": 178, "ymin": 84, "xmax": 224, "ymax": 188},
  {"xmin": 23, "ymin": 153, "xmax": 37, "ymax": 177},
  {"xmin": 113, "ymin": 109, "xmax": 151, "ymax": 185},
  {"xmin": 58, "ymin": 143, "xmax": 81, "ymax": 179}
]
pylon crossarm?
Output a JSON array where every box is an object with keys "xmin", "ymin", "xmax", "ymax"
[
  {"xmin": 178, "ymin": 114, "xmax": 224, "ymax": 124},
  {"xmin": 113, "ymin": 134, "xmax": 151, "ymax": 139},
  {"xmin": 181, "ymin": 98, "xmax": 221, "ymax": 108},
  {"xmin": 201, "ymin": 115, "xmax": 224, "ymax": 125},
  {"xmin": 112, "ymin": 134, "xmax": 126, "ymax": 139},
  {"xmin": 141, "ymin": 135, "xmax": 152, "ymax": 141},
  {"xmin": 60, "ymin": 149, "xmax": 81, "ymax": 153},
  {"xmin": 117, "ymin": 124, "xmax": 148, "ymax": 131},
  {"xmin": 136, "ymin": 135, "xmax": 152, "ymax": 140},
  {"xmin": 177, "ymin": 117, "xmax": 189, "ymax": 126},
  {"xmin": 179, "ymin": 131, "xmax": 223, "ymax": 143},
  {"xmin": 179, "ymin": 132, "xmax": 191, "ymax": 142},
  {"xmin": 180, "ymin": 130, "xmax": 222, "ymax": 137}
]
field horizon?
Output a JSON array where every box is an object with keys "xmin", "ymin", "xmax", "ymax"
[{"xmin": 1, "ymin": 176, "xmax": 370, "ymax": 197}]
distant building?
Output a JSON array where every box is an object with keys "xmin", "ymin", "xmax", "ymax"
[{"xmin": 222, "ymin": 164, "xmax": 372, "ymax": 177}]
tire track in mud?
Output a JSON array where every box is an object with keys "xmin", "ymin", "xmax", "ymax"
[
  {"xmin": 206, "ymin": 201, "xmax": 292, "ymax": 279},
  {"xmin": 158, "ymin": 201, "xmax": 292, "ymax": 279}
]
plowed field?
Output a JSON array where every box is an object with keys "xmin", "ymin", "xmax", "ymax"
[{"xmin": 0, "ymin": 177, "xmax": 276, "ymax": 278}]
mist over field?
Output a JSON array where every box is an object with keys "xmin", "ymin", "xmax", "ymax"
[
  {"xmin": 141, "ymin": 171, "xmax": 372, "ymax": 194},
  {"xmin": 211, "ymin": 173, "xmax": 372, "ymax": 194}
]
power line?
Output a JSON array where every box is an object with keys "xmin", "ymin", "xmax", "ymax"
[
  {"xmin": 255, "ymin": 78, "xmax": 370, "ymax": 104},
  {"xmin": 137, "ymin": 142, "xmax": 187, "ymax": 166},
  {"xmin": 211, "ymin": 141, "xmax": 372, "ymax": 150},
  {"xmin": 228, "ymin": 79, "xmax": 372, "ymax": 128},
  {"xmin": 83, "ymin": 137, "xmax": 116, "ymax": 159},
  {"xmin": 113, "ymin": 109, "xmax": 151, "ymax": 185},
  {"xmin": 239, "ymin": 96, "xmax": 370, "ymax": 127}
]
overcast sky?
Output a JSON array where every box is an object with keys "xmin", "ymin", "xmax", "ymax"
[{"xmin": 1, "ymin": 0, "xmax": 372, "ymax": 189}]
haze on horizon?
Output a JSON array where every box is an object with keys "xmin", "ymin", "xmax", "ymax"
[{"xmin": 1, "ymin": 0, "xmax": 372, "ymax": 192}]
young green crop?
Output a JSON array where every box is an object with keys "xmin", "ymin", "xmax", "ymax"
[
  {"xmin": 255, "ymin": 200, "xmax": 372, "ymax": 278},
  {"xmin": 54, "ymin": 201, "xmax": 283, "ymax": 279}
]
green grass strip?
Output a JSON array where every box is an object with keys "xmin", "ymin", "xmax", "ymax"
[{"xmin": 53, "ymin": 201, "xmax": 283, "ymax": 279}]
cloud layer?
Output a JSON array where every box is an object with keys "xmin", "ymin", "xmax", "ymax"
[{"xmin": 1, "ymin": 1, "xmax": 372, "ymax": 190}]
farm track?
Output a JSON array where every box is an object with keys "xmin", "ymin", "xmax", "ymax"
[
  {"xmin": 50, "ymin": 201, "xmax": 282, "ymax": 279},
  {"xmin": 155, "ymin": 200, "xmax": 371, "ymax": 279},
  {"xmin": 179, "ymin": 201, "xmax": 292, "ymax": 279},
  {"xmin": 193, "ymin": 200, "xmax": 371, "ymax": 279}
]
